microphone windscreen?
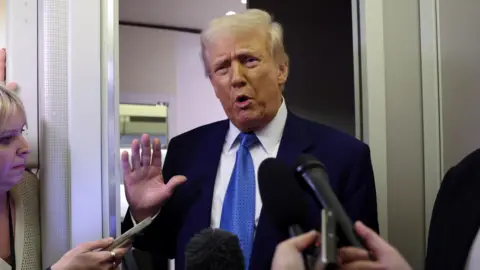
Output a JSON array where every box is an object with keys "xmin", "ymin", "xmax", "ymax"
[
  {"xmin": 258, "ymin": 158, "xmax": 309, "ymax": 229},
  {"xmin": 185, "ymin": 228, "xmax": 244, "ymax": 270}
]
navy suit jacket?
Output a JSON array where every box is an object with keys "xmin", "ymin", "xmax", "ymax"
[{"xmin": 122, "ymin": 111, "xmax": 379, "ymax": 270}]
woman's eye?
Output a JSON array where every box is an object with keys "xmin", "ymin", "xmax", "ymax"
[{"xmin": 0, "ymin": 136, "xmax": 14, "ymax": 145}]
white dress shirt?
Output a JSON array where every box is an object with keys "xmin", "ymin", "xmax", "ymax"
[
  {"xmin": 210, "ymin": 100, "xmax": 287, "ymax": 228},
  {"xmin": 131, "ymin": 100, "xmax": 288, "ymax": 229}
]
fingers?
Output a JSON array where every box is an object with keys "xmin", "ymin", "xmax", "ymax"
[
  {"xmin": 341, "ymin": 261, "xmax": 384, "ymax": 270},
  {"xmin": 151, "ymin": 138, "xmax": 163, "ymax": 167},
  {"xmin": 77, "ymin": 237, "xmax": 114, "ymax": 251},
  {"xmin": 338, "ymin": 247, "xmax": 370, "ymax": 265},
  {"xmin": 83, "ymin": 250, "xmax": 120, "ymax": 269},
  {"xmin": 354, "ymin": 221, "xmax": 390, "ymax": 255},
  {"xmin": 121, "ymin": 151, "xmax": 132, "ymax": 175},
  {"xmin": 140, "ymin": 134, "xmax": 152, "ymax": 167},
  {"xmin": 0, "ymin": 48, "xmax": 5, "ymax": 83},
  {"xmin": 6, "ymin": 82, "xmax": 17, "ymax": 91},
  {"xmin": 130, "ymin": 139, "xmax": 141, "ymax": 169},
  {"xmin": 165, "ymin": 175, "xmax": 187, "ymax": 195},
  {"xmin": 280, "ymin": 230, "xmax": 319, "ymax": 251},
  {"xmin": 111, "ymin": 245, "xmax": 131, "ymax": 259}
]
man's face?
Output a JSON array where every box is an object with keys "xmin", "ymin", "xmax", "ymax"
[{"xmin": 204, "ymin": 29, "xmax": 288, "ymax": 132}]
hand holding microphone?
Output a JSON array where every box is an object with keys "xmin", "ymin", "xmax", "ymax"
[
  {"xmin": 338, "ymin": 222, "xmax": 412, "ymax": 270},
  {"xmin": 272, "ymin": 230, "xmax": 320, "ymax": 270}
]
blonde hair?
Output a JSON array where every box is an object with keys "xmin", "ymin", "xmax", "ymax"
[
  {"xmin": 0, "ymin": 84, "xmax": 27, "ymax": 130},
  {"xmin": 200, "ymin": 9, "xmax": 289, "ymax": 77}
]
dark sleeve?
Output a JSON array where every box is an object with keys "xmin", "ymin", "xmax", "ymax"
[
  {"xmin": 424, "ymin": 166, "xmax": 457, "ymax": 270},
  {"xmin": 121, "ymin": 137, "xmax": 181, "ymax": 262},
  {"xmin": 342, "ymin": 144, "xmax": 380, "ymax": 233}
]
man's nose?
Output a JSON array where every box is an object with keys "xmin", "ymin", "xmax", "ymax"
[{"xmin": 231, "ymin": 62, "xmax": 247, "ymax": 88}]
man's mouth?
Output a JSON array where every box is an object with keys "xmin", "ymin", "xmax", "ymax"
[{"xmin": 236, "ymin": 95, "xmax": 250, "ymax": 103}]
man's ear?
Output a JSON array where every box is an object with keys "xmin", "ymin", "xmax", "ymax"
[
  {"xmin": 277, "ymin": 62, "xmax": 289, "ymax": 85},
  {"xmin": 209, "ymin": 76, "xmax": 221, "ymax": 99}
]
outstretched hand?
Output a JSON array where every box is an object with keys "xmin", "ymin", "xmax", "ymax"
[
  {"xmin": 0, "ymin": 48, "xmax": 18, "ymax": 91},
  {"xmin": 121, "ymin": 134, "xmax": 186, "ymax": 222}
]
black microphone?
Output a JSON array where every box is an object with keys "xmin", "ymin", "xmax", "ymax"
[
  {"xmin": 258, "ymin": 158, "xmax": 320, "ymax": 265},
  {"xmin": 258, "ymin": 158, "xmax": 311, "ymax": 236},
  {"xmin": 185, "ymin": 228, "xmax": 245, "ymax": 270},
  {"xmin": 293, "ymin": 154, "xmax": 364, "ymax": 248}
]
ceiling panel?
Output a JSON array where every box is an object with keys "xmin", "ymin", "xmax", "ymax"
[{"xmin": 119, "ymin": 0, "xmax": 247, "ymax": 30}]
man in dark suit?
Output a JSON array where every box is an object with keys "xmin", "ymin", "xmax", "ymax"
[
  {"xmin": 426, "ymin": 148, "xmax": 480, "ymax": 270},
  {"xmin": 121, "ymin": 9, "xmax": 379, "ymax": 270}
]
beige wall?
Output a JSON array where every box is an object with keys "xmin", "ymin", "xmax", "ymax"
[
  {"xmin": 362, "ymin": 0, "xmax": 480, "ymax": 269},
  {"xmin": 438, "ymin": 0, "xmax": 480, "ymax": 171},
  {"xmin": 361, "ymin": 0, "xmax": 426, "ymax": 268},
  {"xmin": 383, "ymin": 1, "xmax": 425, "ymax": 268}
]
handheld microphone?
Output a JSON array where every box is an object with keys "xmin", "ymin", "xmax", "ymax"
[
  {"xmin": 258, "ymin": 158, "xmax": 311, "ymax": 236},
  {"xmin": 185, "ymin": 228, "xmax": 244, "ymax": 270},
  {"xmin": 293, "ymin": 154, "xmax": 364, "ymax": 248},
  {"xmin": 258, "ymin": 158, "xmax": 320, "ymax": 268}
]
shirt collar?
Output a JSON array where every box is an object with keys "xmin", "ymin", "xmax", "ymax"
[{"xmin": 224, "ymin": 98, "xmax": 288, "ymax": 154}]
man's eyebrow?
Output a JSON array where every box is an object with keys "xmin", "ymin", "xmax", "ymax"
[{"xmin": 213, "ymin": 57, "xmax": 230, "ymax": 66}]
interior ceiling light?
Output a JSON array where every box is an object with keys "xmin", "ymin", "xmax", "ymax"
[
  {"xmin": 226, "ymin": 11, "xmax": 236, "ymax": 15},
  {"xmin": 241, "ymin": 0, "xmax": 247, "ymax": 4}
]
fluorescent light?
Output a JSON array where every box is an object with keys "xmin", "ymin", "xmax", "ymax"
[
  {"xmin": 241, "ymin": 0, "xmax": 247, "ymax": 4},
  {"xmin": 226, "ymin": 11, "xmax": 236, "ymax": 15}
]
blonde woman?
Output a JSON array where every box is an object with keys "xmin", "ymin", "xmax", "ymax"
[{"xmin": 0, "ymin": 49, "xmax": 128, "ymax": 270}]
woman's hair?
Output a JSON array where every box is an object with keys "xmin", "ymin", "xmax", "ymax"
[{"xmin": 0, "ymin": 84, "xmax": 27, "ymax": 130}]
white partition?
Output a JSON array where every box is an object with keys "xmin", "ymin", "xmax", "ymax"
[
  {"xmin": 5, "ymin": 0, "xmax": 39, "ymax": 168},
  {"xmin": 38, "ymin": 0, "xmax": 120, "ymax": 267}
]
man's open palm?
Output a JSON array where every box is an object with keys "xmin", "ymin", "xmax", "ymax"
[{"xmin": 121, "ymin": 134, "xmax": 186, "ymax": 221}]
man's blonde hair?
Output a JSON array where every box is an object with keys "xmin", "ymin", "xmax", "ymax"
[
  {"xmin": 0, "ymin": 84, "xmax": 27, "ymax": 130},
  {"xmin": 200, "ymin": 9, "xmax": 289, "ymax": 77}
]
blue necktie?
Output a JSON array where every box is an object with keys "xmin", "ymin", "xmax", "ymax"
[{"xmin": 220, "ymin": 132, "xmax": 258, "ymax": 269}]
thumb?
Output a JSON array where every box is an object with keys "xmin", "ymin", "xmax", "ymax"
[
  {"xmin": 354, "ymin": 221, "xmax": 390, "ymax": 255},
  {"xmin": 287, "ymin": 230, "xmax": 319, "ymax": 251},
  {"xmin": 77, "ymin": 237, "xmax": 114, "ymax": 251},
  {"xmin": 165, "ymin": 175, "xmax": 187, "ymax": 193},
  {"xmin": 6, "ymin": 82, "xmax": 18, "ymax": 91}
]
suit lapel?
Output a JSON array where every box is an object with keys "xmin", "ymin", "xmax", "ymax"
[
  {"xmin": 276, "ymin": 111, "xmax": 313, "ymax": 166},
  {"xmin": 250, "ymin": 111, "xmax": 313, "ymax": 269},
  {"xmin": 184, "ymin": 120, "xmax": 229, "ymax": 231}
]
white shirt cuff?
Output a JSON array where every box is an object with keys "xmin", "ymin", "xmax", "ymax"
[{"xmin": 130, "ymin": 210, "xmax": 161, "ymax": 225}]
